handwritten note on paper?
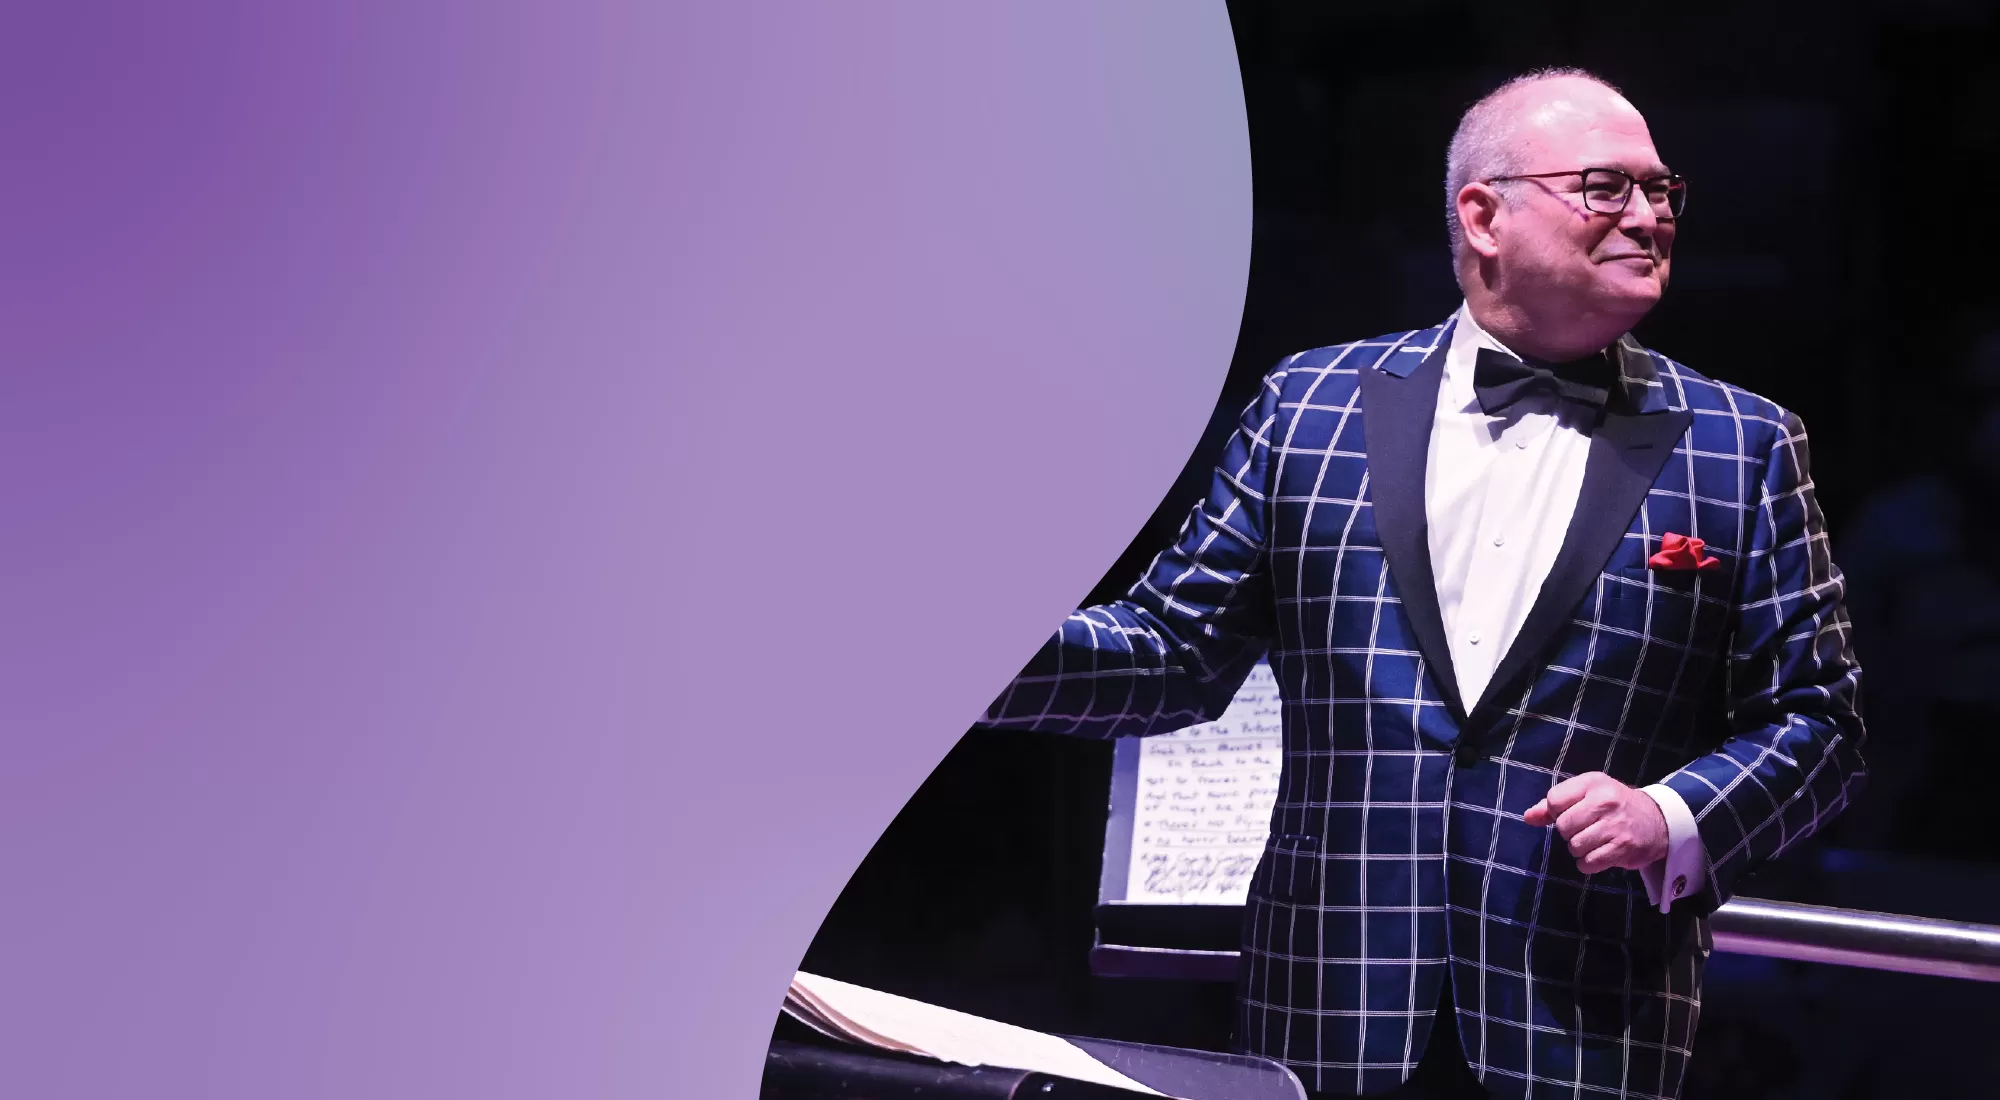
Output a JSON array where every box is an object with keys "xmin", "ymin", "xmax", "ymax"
[{"xmin": 1126, "ymin": 662, "xmax": 1282, "ymax": 904}]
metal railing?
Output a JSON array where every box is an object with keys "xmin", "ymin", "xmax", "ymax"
[
  {"xmin": 1710, "ymin": 896, "xmax": 2000, "ymax": 982},
  {"xmin": 1091, "ymin": 896, "xmax": 2000, "ymax": 983}
]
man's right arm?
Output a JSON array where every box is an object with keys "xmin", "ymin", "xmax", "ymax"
[{"xmin": 976, "ymin": 363, "xmax": 1290, "ymax": 740}]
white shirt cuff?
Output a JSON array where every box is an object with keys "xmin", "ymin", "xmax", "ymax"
[{"xmin": 1637, "ymin": 783, "xmax": 1707, "ymax": 914}]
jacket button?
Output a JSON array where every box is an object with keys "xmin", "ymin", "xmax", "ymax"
[
  {"xmin": 1673, "ymin": 874, "xmax": 1688, "ymax": 897},
  {"xmin": 1454, "ymin": 743, "xmax": 1479, "ymax": 767}
]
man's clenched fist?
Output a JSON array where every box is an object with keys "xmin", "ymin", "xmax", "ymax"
[{"xmin": 1523, "ymin": 771, "xmax": 1669, "ymax": 874}]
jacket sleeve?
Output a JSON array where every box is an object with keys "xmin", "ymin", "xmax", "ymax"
[
  {"xmin": 974, "ymin": 363, "xmax": 1290, "ymax": 739},
  {"xmin": 1660, "ymin": 409, "xmax": 1867, "ymax": 907}
]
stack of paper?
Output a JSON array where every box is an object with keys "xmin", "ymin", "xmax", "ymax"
[{"xmin": 783, "ymin": 971, "xmax": 1173, "ymax": 1096}]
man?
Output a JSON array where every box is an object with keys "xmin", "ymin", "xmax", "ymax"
[{"xmin": 979, "ymin": 70, "xmax": 1865, "ymax": 1099}]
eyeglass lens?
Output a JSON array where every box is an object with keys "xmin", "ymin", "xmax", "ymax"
[{"xmin": 1581, "ymin": 170, "xmax": 1685, "ymax": 217}]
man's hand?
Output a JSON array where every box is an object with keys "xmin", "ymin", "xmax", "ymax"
[{"xmin": 1522, "ymin": 772, "xmax": 1669, "ymax": 874}]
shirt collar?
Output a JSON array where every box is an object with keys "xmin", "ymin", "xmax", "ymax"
[{"xmin": 1444, "ymin": 301, "xmax": 1654, "ymax": 415}]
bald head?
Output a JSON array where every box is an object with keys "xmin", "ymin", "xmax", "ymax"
[{"xmin": 1444, "ymin": 69, "xmax": 1639, "ymax": 255}]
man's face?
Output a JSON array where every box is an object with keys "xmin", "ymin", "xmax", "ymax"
[{"xmin": 1491, "ymin": 92, "xmax": 1675, "ymax": 321}]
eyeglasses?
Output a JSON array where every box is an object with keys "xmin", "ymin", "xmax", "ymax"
[{"xmin": 1481, "ymin": 167, "xmax": 1688, "ymax": 219}]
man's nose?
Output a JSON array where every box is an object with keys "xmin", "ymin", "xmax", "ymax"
[{"xmin": 1617, "ymin": 189, "xmax": 1660, "ymax": 240}]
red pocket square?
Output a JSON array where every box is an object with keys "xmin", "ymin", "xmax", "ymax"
[{"xmin": 1647, "ymin": 532, "xmax": 1720, "ymax": 572}]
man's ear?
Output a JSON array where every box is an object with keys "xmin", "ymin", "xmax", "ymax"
[{"xmin": 1456, "ymin": 183, "xmax": 1504, "ymax": 259}]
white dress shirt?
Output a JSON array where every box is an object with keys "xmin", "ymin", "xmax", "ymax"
[{"xmin": 1424, "ymin": 303, "xmax": 1706, "ymax": 913}]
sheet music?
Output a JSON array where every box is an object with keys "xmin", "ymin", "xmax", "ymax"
[
  {"xmin": 787, "ymin": 972, "xmax": 1169, "ymax": 1095},
  {"xmin": 1125, "ymin": 662, "xmax": 1281, "ymax": 904}
]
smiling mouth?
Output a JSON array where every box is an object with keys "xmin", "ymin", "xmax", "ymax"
[{"xmin": 1601, "ymin": 254, "xmax": 1656, "ymax": 264}]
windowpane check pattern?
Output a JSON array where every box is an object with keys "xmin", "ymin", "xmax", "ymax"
[{"xmin": 978, "ymin": 318, "xmax": 1865, "ymax": 1100}]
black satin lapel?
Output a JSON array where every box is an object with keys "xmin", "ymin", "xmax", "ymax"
[
  {"xmin": 1359, "ymin": 343, "xmax": 1465, "ymax": 720},
  {"xmin": 1468, "ymin": 403, "xmax": 1695, "ymax": 723}
]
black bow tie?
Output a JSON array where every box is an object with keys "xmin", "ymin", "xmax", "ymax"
[{"xmin": 1472, "ymin": 346, "xmax": 1617, "ymax": 421}]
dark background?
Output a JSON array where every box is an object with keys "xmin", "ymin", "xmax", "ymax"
[{"xmin": 797, "ymin": 3, "xmax": 2000, "ymax": 1097}]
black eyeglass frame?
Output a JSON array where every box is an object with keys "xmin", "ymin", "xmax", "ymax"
[{"xmin": 1480, "ymin": 167, "xmax": 1688, "ymax": 219}]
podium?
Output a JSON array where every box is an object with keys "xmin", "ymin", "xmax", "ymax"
[{"xmin": 762, "ymin": 662, "xmax": 1305, "ymax": 1097}]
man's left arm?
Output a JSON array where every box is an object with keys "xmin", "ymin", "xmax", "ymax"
[
  {"xmin": 1655, "ymin": 408, "xmax": 1868, "ymax": 910},
  {"xmin": 1528, "ymin": 409, "xmax": 1866, "ymax": 912}
]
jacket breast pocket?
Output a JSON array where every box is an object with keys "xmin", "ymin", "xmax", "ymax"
[
  {"xmin": 1598, "ymin": 574, "xmax": 1698, "ymax": 631},
  {"xmin": 1604, "ymin": 566, "xmax": 1697, "ymax": 599},
  {"xmin": 1602, "ymin": 548, "xmax": 1737, "ymax": 601},
  {"xmin": 1249, "ymin": 833, "xmax": 1321, "ymax": 906}
]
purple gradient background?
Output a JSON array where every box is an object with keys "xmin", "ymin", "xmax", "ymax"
[{"xmin": 0, "ymin": 4, "xmax": 1248, "ymax": 1096}]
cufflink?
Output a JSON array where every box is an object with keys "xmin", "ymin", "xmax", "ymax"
[{"xmin": 1672, "ymin": 874, "xmax": 1687, "ymax": 897}]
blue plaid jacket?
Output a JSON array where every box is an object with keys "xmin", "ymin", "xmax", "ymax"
[{"xmin": 982, "ymin": 318, "xmax": 1865, "ymax": 1100}]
